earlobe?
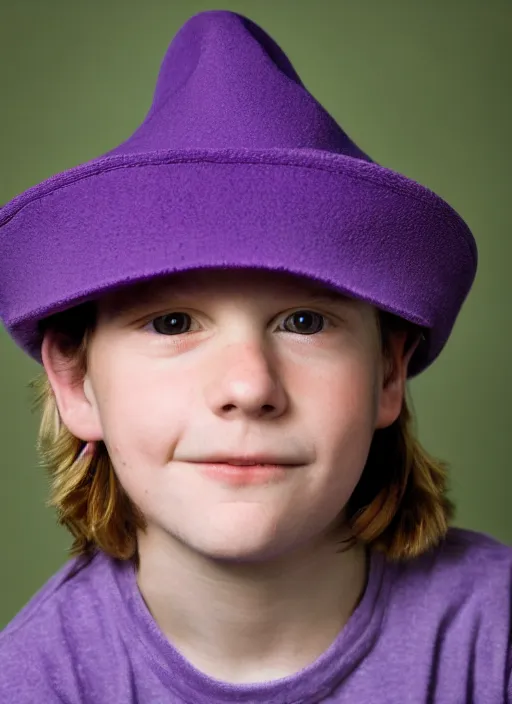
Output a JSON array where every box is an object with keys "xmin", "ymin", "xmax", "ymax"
[
  {"xmin": 41, "ymin": 330, "xmax": 104, "ymax": 442},
  {"xmin": 83, "ymin": 377, "xmax": 95, "ymax": 405},
  {"xmin": 375, "ymin": 333, "xmax": 420, "ymax": 430}
]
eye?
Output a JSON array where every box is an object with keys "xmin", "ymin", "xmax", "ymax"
[
  {"xmin": 151, "ymin": 312, "xmax": 193, "ymax": 335},
  {"xmin": 146, "ymin": 309, "xmax": 330, "ymax": 337},
  {"xmin": 281, "ymin": 310, "xmax": 327, "ymax": 335}
]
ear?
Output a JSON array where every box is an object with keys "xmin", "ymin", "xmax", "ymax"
[
  {"xmin": 41, "ymin": 330, "xmax": 104, "ymax": 442},
  {"xmin": 375, "ymin": 332, "xmax": 420, "ymax": 430}
]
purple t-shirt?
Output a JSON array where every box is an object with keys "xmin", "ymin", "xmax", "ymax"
[{"xmin": 1, "ymin": 527, "xmax": 511, "ymax": 703}]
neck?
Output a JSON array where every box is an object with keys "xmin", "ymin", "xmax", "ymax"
[{"xmin": 136, "ymin": 530, "xmax": 368, "ymax": 684}]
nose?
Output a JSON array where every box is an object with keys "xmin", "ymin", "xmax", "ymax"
[{"xmin": 204, "ymin": 340, "xmax": 289, "ymax": 421}]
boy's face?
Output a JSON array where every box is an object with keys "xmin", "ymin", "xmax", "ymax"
[{"xmin": 45, "ymin": 269, "xmax": 410, "ymax": 562}]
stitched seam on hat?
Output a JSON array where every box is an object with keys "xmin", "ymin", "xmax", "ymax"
[{"xmin": 0, "ymin": 157, "xmax": 477, "ymax": 266}]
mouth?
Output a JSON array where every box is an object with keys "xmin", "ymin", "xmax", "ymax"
[
  {"xmin": 193, "ymin": 456, "xmax": 302, "ymax": 467},
  {"xmin": 191, "ymin": 460, "xmax": 300, "ymax": 486}
]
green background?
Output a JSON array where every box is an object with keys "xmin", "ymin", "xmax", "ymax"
[{"xmin": 1, "ymin": 0, "xmax": 510, "ymax": 628}]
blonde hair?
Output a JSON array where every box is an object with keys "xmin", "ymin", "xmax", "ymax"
[{"xmin": 31, "ymin": 303, "xmax": 454, "ymax": 563}]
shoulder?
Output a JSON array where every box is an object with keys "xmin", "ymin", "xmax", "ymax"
[
  {"xmin": 389, "ymin": 526, "xmax": 512, "ymax": 604},
  {"xmin": 0, "ymin": 551, "xmax": 123, "ymax": 703},
  {"xmin": 386, "ymin": 527, "xmax": 511, "ymax": 661},
  {"xmin": 440, "ymin": 525, "xmax": 512, "ymax": 563},
  {"xmin": 2, "ymin": 550, "xmax": 112, "ymax": 642},
  {"xmin": 377, "ymin": 528, "xmax": 512, "ymax": 700},
  {"xmin": 405, "ymin": 526, "xmax": 511, "ymax": 582}
]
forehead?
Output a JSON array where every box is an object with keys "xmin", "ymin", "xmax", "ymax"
[{"xmin": 100, "ymin": 268, "xmax": 362, "ymax": 310}]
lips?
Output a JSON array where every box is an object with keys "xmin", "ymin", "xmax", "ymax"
[
  {"xmin": 196, "ymin": 461, "xmax": 292, "ymax": 486},
  {"xmin": 193, "ymin": 456, "xmax": 301, "ymax": 467}
]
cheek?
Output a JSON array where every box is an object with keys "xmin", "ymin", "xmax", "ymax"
[
  {"xmin": 304, "ymin": 358, "xmax": 379, "ymax": 492},
  {"xmin": 91, "ymin": 358, "xmax": 189, "ymax": 473},
  {"xmin": 307, "ymin": 343, "xmax": 379, "ymax": 429}
]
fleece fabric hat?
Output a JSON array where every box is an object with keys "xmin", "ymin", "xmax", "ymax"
[{"xmin": 0, "ymin": 9, "xmax": 477, "ymax": 377}]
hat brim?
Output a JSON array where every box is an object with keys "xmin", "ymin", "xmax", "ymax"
[{"xmin": 0, "ymin": 148, "xmax": 477, "ymax": 376}]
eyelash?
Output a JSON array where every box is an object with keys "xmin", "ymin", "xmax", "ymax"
[{"xmin": 142, "ymin": 309, "xmax": 336, "ymax": 338}]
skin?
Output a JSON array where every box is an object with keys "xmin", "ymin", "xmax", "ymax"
[{"xmin": 43, "ymin": 268, "xmax": 416, "ymax": 684}]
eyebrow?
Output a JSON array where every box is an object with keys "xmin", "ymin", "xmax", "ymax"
[
  {"xmin": 106, "ymin": 283, "xmax": 353, "ymax": 318},
  {"xmin": 302, "ymin": 287, "xmax": 353, "ymax": 306}
]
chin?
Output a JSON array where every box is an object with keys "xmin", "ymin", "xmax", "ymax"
[
  {"xmin": 175, "ymin": 524, "xmax": 297, "ymax": 564},
  {"xmin": 150, "ymin": 503, "xmax": 317, "ymax": 563},
  {"xmin": 192, "ymin": 540, "xmax": 291, "ymax": 564}
]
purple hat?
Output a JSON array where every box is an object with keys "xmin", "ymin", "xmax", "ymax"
[{"xmin": 0, "ymin": 10, "xmax": 477, "ymax": 376}]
